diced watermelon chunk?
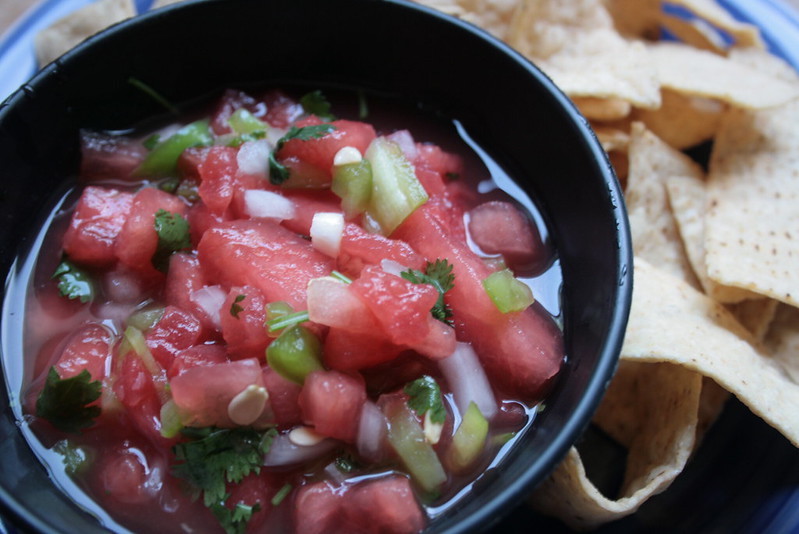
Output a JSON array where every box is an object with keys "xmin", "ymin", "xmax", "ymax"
[
  {"xmin": 63, "ymin": 186, "xmax": 134, "ymax": 267},
  {"xmin": 349, "ymin": 266, "xmax": 438, "ymax": 346},
  {"xmin": 187, "ymin": 201, "xmax": 231, "ymax": 246},
  {"xmin": 262, "ymin": 366, "xmax": 303, "ymax": 428},
  {"xmin": 338, "ymin": 223, "xmax": 425, "ymax": 276},
  {"xmin": 167, "ymin": 343, "xmax": 228, "ymax": 379},
  {"xmin": 294, "ymin": 481, "xmax": 347, "ymax": 534},
  {"xmin": 145, "ymin": 306, "xmax": 203, "ymax": 370},
  {"xmin": 176, "ymin": 146, "xmax": 209, "ymax": 182},
  {"xmin": 197, "ymin": 146, "xmax": 239, "ymax": 215},
  {"xmin": 414, "ymin": 143, "xmax": 464, "ymax": 178},
  {"xmin": 277, "ymin": 117, "xmax": 376, "ymax": 185},
  {"xmin": 54, "ymin": 323, "xmax": 114, "ymax": 381},
  {"xmin": 467, "ymin": 200, "xmax": 548, "ymax": 274},
  {"xmin": 97, "ymin": 443, "xmax": 160, "ymax": 505},
  {"xmin": 225, "ymin": 472, "xmax": 282, "ymax": 532},
  {"xmin": 261, "ymin": 90, "xmax": 304, "ymax": 128},
  {"xmin": 197, "ymin": 219, "xmax": 334, "ymax": 310},
  {"xmin": 323, "ymin": 327, "xmax": 404, "ymax": 372},
  {"xmin": 294, "ymin": 477, "xmax": 424, "ymax": 534},
  {"xmin": 79, "ymin": 131, "xmax": 146, "ymax": 182},
  {"xmin": 299, "ymin": 370, "xmax": 366, "ymax": 442},
  {"xmin": 169, "ymin": 358, "xmax": 264, "ymax": 428},
  {"xmin": 114, "ymin": 355, "xmax": 167, "ymax": 447},
  {"xmin": 393, "ymin": 201, "xmax": 563, "ymax": 401},
  {"xmin": 165, "ymin": 253, "xmax": 206, "ymax": 312},
  {"xmin": 346, "ymin": 476, "xmax": 425, "ymax": 534},
  {"xmin": 280, "ymin": 189, "xmax": 342, "ymax": 236},
  {"xmin": 219, "ymin": 286, "xmax": 271, "ymax": 360},
  {"xmin": 115, "ymin": 187, "xmax": 188, "ymax": 277}
]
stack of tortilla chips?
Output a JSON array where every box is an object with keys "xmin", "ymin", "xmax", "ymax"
[{"xmin": 419, "ymin": 0, "xmax": 799, "ymax": 529}]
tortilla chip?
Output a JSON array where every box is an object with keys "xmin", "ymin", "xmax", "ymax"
[
  {"xmin": 573, "ymin": 97, "xmax": 632, "ymax": 121},
  {"xmin": 623, "ymin": 258, "xmax": 799, "ymax": 447},
  {"xmin": 625, "ymin": 123, "xmax": 702, "ymax": 287},
  {"xmin": 33, "ymin": 0, "xmax": 136, "ymax": 66},
  {"xmin": 602, "ymin": 0, "xmax": 661, "ymax": 40},
  {"xmin": 150, "ymin": 0, "xmax": 186, "ymax": 8},
  {"xmin": 728, "ymin": 46, "xmax": 799, "ymax": 84},
  {"xmin": 530, "ymin": 361, "xmax": 701, "ymax": 529},
  {"xmin": 705, "ymin": 100, "xmax": 799, "ymax": 308},
  {"xmin": 414, "ymin": 0, "xmax": 519, "ymax": 38},
  {"xmin": 633, "ymin": 89, "xmax": 725, "ymax": 150},
  {"xmin": 667, "ymin": 0, "xmax": 764, "ymax": 48},
  {"xmin": 765, "ymin": 304, "xmax": 799, "ymax": 384},
  {"xmin": 592, "ymin": 125, "xmax": 630, "ymax": 153},
  {"xmin": 664, "ymin": 174, "xmax": 760, "ymax": 303},
  {"xmin": 696, "ymin": 377, "xmax": 730, "ymax": 443},
  {"xmin": 648, "ymin": 41, "xmax": 799, "ymax": 109},
  {"xmin": 507, "ymin": 0, "xmax": 660, "ymax": 108},
  {"xmin": 660, "ymin": 13, "xmax": 727, "ymax": 54}
]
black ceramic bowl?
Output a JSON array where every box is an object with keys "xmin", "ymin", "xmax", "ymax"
[{"xmin": 0, "ymin": 0, "xmax": 632, "ymax": 532}]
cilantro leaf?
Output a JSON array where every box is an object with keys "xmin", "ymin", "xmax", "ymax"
[
  {"xmin": 52, "ymin": 260, "xmax": 94, "ymax": 304},
  {"xmin": 300, "ymin": 90, "xmax": 336, "ymax": 121},
  {"xmin": 209, "ymin": 500, "xmax": 260, "ymax": 534},
  {"xmin": 172, "ymin": 427, "xmax": 275, "ymax": 508},
  {"xmin": 36, "ymin": 367, "xmax": 102, "ymax": 433},
  {"xmin": 268, "ymin": 124, "xmax": 337, "ymax": 185},
  {"xmin": 230, "ymin": 294, "xmax": 246, "ymax": 319},
  {"xmin": 152, "ymin": 209, "xmax": 192, "ymax": 272},
  {"xmin": 404, "ymin": 375, "xmax": 446, "ymax": 424},
  {"xmin": 401, "ymin": 259, "xmax": 455, "ymax": 326}
]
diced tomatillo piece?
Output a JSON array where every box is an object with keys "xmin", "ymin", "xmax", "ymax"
[
  {"xmin": 137, "ymin": 120, "xmax": 213, "ymax": 177},
  {"xmin": 331, "ymin": 158, "xmax": 372, "ymax": 217},
  {"xmin": 382, "ymin": 395, "xmax": 446, "ymax": 493},
  {"xmin": 448, "ymin": 401, "xmax": 488, "ymax": 473},
  {"xmin": 364, "ymin": 137, "xmax": 428, "ymax": 235},
  {"xmin": 482, "ymin": 268, "xmax": 535, "ymax": 313},
  {"xmin": 228, "ymin": 108, "xmax": 268, "ymax": 135},
  {"xmin": 266, "ymin": 325, "xmax": 323, "ymax": 384}
]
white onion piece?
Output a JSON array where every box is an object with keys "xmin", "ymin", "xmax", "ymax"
[
  {"xmin": 265, "ymin": 126, "xmax": 288, "ymax": 147},
  {"xmin": 386, "ymin": 130, "xmax": 418, "ymax": 160},
  {"xmin": 236, "ymin": 139, "xmax": 271, "ymax": 177},
  {"xmin": 438, "ymin": 342, "xmax": 498, "ymax": 420},
  {"xmin": 323, "ymin": 461, "xmax": 349, "ymax": 484},
  {"xmin": 380, "ymin": 259, "xmax": 408, "ymax": 278},
  {"xmin": 357, "ymin": 401, "xmax": 388, "ymax": 463},
  {"xmin": 310, "ymin": 212, "xmax": 345, "ymax": 258},
  {"xmin": 189, "ymin": 285, "xmax": 226, "ymax": 330},
  {"xmin": 263, "ymin": 433, "xmax": 337, "ymax": 467},
  {"xmin": 244, "ymin": 189, "xmax": 296, "ymax": 220}
]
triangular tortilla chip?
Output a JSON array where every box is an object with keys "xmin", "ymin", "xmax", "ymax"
[
  {"xmin": 623, "ymin": 259, "xmax": 799, "ymax": 447},
  {"xmin": 667, "ymin": 0, "xmax": 764, "ymax": 48},
  {"xmin": 625, "ymin": 123, "xmax": 702, "ymax": 287},
  {"xmin": 648, "ymin": 41, "xmax": 799, "ymax": 109},
  {"xmin": 705, "ymin": 99, "xmax": 799, "ymax": 308},
  {"xmin": 34, "ymin": 0, "xmax": 136, "ymax": 66},
  {"xmin": 633, "ymin": 89, "xmax": 725, "ymax": 150},
  {"xmin": 507, "ymin": 0, "xmax": 660, "ymax": 108}
]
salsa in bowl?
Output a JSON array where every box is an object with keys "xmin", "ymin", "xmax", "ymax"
[{"xmin": 0, "ymin": 0, "xmax": 631, "ymax": 533}]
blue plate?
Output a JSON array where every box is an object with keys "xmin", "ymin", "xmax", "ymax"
[{"xmin": 0, "ymin": 1, "xmax": 798, "ymax": 533}]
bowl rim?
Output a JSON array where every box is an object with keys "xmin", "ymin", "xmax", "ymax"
[{"xmin": 0, "ymin": 0, "xmax": 633, "ymax": 532}]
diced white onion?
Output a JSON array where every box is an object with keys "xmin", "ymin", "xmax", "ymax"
[
  {"xmin": 333, "ymin": 146, "xmax": 362, "ymax": 166},
  {"xmin": 380, "ymin": 259, "xmax": 408, "ymax": 278},
  {"xmin": 244, "ymin": 189, "xmax": 296, "ymax": 220},
  {"xmin": 310, "ymin": 212, "xmax": 345, "ymax": 258},
  {"xmin": 263, "ymin": 433, "xmax": 337, "ymax": 467},
  {"xmin": 423, "ymin": 411, "xmax": 444, "ymax": 445},
  {"xmin": 386, "ymin": 130, "xmax": 417, "ymax": 160},
  {"xmin": 438, "ymin": 342, "xmax": 498, "ymax": 420},
  {"xmin": 189, "ymin": 285, "xmax": 226, "ymax": 330},
  {"xmin": 265, "ymin": 126, "xmax": 288, "ymax": 146},
  {"xmin": 357, "ymin": 401, "xmax": 388, "ymax": 463},
  {"xmin": 236, "ymin": 139, "xmax": 271, "ymax": 177}
]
